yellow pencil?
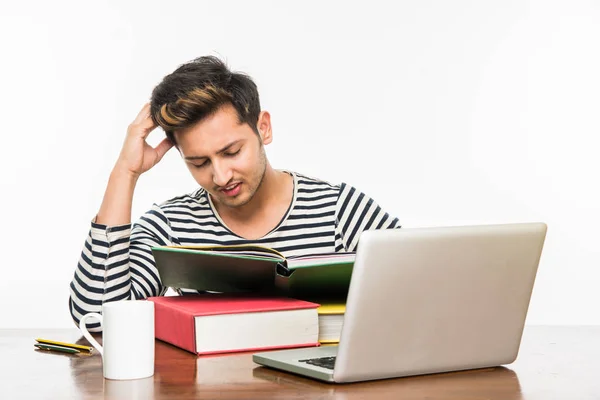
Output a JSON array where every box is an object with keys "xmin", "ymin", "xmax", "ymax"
[{"xmin": 35, "ymin": 338, "xmax": 93, "ymax": 353}]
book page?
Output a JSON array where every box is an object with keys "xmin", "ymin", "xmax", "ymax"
[
  {"xmin": 286, "ymin": 252, "xmax": 356, "ymax": 269},
  {"xmin": 163, "ymin": 245, "xmax": 285, "ymax": 261}
]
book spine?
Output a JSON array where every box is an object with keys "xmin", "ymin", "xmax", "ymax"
[{"xmin": 153, "ymin": 301, "xmax": 197, "ymax": 354}]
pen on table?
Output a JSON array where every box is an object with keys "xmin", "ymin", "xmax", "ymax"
[
  {"xmin": 35, "ymin": 338, "xmax": 94, "ymax": 353},
  {"xmin": 34, "ymin": 343, "xmax": 82, "ymax": 354}
]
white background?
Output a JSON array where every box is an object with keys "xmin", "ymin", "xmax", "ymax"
[{"xmin": 1, "ymin": 0, "xmax": 598, "ymax": 328}]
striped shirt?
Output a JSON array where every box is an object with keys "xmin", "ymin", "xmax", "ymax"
[{"xmin": 69, "ymin": 172, "xmax": 400, "ymax": 331}]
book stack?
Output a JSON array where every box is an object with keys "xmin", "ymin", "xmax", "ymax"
[{"xmin": 149, "ymin": 244, "xmax": 355, "ymax": 355}]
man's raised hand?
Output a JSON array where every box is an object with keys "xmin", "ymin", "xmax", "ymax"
[{"xmin": 115, "ymin": 103, "xmax": 174, "ymax": 177}]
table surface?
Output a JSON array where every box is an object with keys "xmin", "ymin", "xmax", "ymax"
[{"xmin": 0, "ymin": 326, "xmax": 598, "ymax": 399}]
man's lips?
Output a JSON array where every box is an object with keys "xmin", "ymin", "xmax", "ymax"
[{"xmin": 219, "ymin": 182, "xmax": 242, "ymax": 196}]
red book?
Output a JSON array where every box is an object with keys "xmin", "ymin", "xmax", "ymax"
[{"xmin": 147, "ymin": 294, "xmax": 320, "ymax": 355}]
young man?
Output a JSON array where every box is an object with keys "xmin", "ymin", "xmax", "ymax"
[{"xmin": 70, "ymin": 56, "xmax": 400, "ymax": 331}]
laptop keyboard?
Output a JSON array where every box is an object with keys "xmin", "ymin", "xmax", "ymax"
[{"xmin": 298, "ymin": 356, "xmax": 336, "ymax": 370}]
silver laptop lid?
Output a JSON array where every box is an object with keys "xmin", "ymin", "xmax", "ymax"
[{"xmin": 334, "ymin": 223, "xmax": 546, "ymax": 383}]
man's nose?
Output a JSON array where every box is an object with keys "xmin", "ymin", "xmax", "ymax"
[{"xmin": 212, "ymin": 160, "xmax": 233, "ymax": 187}]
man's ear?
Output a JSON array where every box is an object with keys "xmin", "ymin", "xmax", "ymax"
[{"xmin": 257, "ymin": 111, "xmax": 273, "ymax": 145}]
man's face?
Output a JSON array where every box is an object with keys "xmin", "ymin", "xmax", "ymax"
[{"xmin": 174, "ymin": 104, "xmax": 268, "ymax": 209}]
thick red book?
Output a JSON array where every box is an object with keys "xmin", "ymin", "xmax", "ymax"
[{"xmin": 147, "ymin": 294, "xmax": 320, "ymax": 355}]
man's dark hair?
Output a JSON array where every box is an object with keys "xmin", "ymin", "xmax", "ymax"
[{"xmin": 150, "ymin": 56, "xmax": 261, "ymax": 144}]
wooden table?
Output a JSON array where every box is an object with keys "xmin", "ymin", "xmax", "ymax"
[{"xmin": 1, "ymin": 326, "xmax": 598, "ymax": 399}]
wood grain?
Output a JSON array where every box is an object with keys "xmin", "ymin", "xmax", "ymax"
[{"xmin": 1, "ymin": 326, "xmax": 598, "ymax": 399}]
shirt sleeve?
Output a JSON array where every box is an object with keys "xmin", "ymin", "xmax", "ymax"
[
  {"xmin": 68, "ymin": 204, "xmax": 175, "ymax": 332},
  {"xmin": 334, "ymin": 183, "xmax": 401, "ymax": 252}
]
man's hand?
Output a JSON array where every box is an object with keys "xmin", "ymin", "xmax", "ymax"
[{"xmin": 114, "ymin": 103, "xmax": 174, "ymax": 177}]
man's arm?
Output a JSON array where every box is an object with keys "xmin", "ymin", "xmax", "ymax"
[
  {"xmin": 69, "ymin": 205, "xmax": 174, "ymax": 331},
  {"xmin": 69, "ymin": 104, "xmax": 174, "ymax": 331},
  {"xmin": 96, "ymin": 103, "xmax": 173, "ymax": 226}
]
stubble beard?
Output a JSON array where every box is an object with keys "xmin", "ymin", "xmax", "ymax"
[{"xmin": 221, "ymin": 147, "xmax": 268, "ymax": 209}]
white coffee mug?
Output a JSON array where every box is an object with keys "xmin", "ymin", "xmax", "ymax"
[
  {"xmin": 104, "ymin": 376, "xmax": 155, "ymax": 399},
  {"xmin": 79, "ymin": 300, "xmax": 155, "ymax": 380}
]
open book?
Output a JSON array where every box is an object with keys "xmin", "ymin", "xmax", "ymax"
[{"xmin": 151, "ymin": 245, "xmax": 355, "ymax": 299}]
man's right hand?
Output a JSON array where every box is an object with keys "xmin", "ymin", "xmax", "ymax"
[{"xmin": 114, "ymin": 103, "xmax": 174, "ymax": 177}]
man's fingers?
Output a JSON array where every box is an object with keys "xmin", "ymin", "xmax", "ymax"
[
  {"xmin": 129, "ymin": 103, "xmax": 159, "ymax": 140},
  {"xmin": 133, "ymin": 103, "xmax": 151, "ymax": 125},
  {"xmin": 138, "ymin": 113, "xmax": 159, "ymax": 139},
  {"xmin": 154, "ymin": 138, "xmax": 175, "ymax": 162}
]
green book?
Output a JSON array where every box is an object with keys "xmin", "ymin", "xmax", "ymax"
[{"xmin": 151, "ymin": 245, "xmax": 355, "ymax": 299}]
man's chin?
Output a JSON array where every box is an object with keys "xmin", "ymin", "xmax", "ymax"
[{"xmin": 216, "ymin": 194, "xmax": 251, "ymax": 208}]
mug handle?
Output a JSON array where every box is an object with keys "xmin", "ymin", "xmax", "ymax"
[{"xmin": 79, "ymin": 313, "xmax": 104, "ymax": 356}]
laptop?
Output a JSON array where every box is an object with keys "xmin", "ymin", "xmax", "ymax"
[{"xmin": 253, "ymin": 222, "xmax": 547, "ymax": 383}]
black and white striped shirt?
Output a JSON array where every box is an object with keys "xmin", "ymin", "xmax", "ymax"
[{"xmin": 69, "ymin": 172, "xmax": 400, "ymax": 330}]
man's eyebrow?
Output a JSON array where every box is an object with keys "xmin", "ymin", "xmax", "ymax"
[{"xmin": 184, "ymin": 140, "xmax": 243, "ymax": 161}]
